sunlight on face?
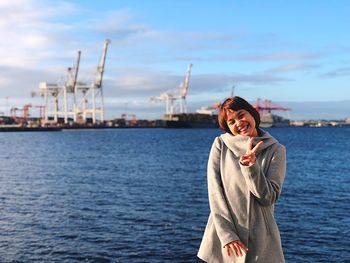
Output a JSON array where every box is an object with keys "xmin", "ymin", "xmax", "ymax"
[{"xmin": 226, "ymin": 109, "xmax": 257, "ymax": 137}]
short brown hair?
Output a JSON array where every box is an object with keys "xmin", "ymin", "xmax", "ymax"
[{"xmin": 218, "ymin": 96, "xmax": 260, "ymax": 134}]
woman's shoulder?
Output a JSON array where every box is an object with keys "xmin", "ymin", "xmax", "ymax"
[
  {"xmin": 260, "ymin": 129, "xmax": 285, "ymax": 148},
  {"xmin": 211, "ymin": 135, "xmax": 223, "ymax": 148},
  {"xmin": 276, "ymin": 142, "xmax": 286, "ymax": 154},
  {"xmin": 268, "ymin": 141, "xmax": 286, "ymax": 156}
]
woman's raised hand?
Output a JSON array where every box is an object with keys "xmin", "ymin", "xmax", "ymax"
[
  {"xmin": 240, "ymin": 138, "xmax": 263, "ymax": 166},
  {"xmin": 224, "ymin": 240, "xmax": 248, "ymax": 257}
]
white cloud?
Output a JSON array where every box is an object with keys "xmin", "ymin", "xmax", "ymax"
[
  {"xmin": 0, "ymin": 0, "xmax": 79, "ymax": 68},
  {"xmin": 267, "ymin": 63, "xmax": 320, "ymax": 74},
  {"xmin": 100, "ymin": 65, "xmax": 291, "ymax": 105},
  {"xmin": 238, "ymin": 51, "xmax": 323, "ymax": 61},
  {"xmin": 104, "ymin": 67, "xmax": 185, "ymax": 97},
  {"xmin": 320, "ymin": 67, "xmax": 350, "ymax": 78},
  {"xmin": 0, "ymin": 65, "xmax": 59, "ymax": 97},
  {"xmin": 0, "ymin": 1, "xmax": 347, "ymax": 120}
]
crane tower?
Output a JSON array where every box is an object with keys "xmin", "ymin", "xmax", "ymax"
[
  {"xmin": 33, "ymin": 39, "xmax": 111, "ymax": 125},
  {"xmin": 75, "ymin": 39, "xmax": 111, "ymax": 124},
  {"xmin": 34, "ymin": 50, "xmax": 81, "ymax": 124},
  {"xmin": 150, "ymin": 64, "xmax": 193, "ymax": 117}
]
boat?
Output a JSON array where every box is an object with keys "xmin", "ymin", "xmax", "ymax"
[
  {"xmin": 163, "ymin": 96, "xmax": 293, "ymax": 129},
  {"xmin": 260, "ymin": 112, "xmax": 290, "ymax": 128},
  {"xmin": 254, "ymin": 98, "xmax": 290, "ymax": 128},
  {"xmin": 164, "ymin": 112, "xmax": 218, "ymax": 128}
]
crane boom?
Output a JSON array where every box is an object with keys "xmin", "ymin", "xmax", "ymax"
[
  {"xmin": 150, "ymin": 63, "xmax": 193, "ymax": 116},
  {"xmin": 180, "ymin": 63, "xmax": 193, "ymax": 98},
  {"xmin": 254, "ymin": 98, "xmax": 290, "ymax": 112},
  {"xmin": 72, "ymin": 50, "xmax": 81, "ymax": 93},
  {"xmin": 95, "ymin": 39, "xmax": 111, "ymax": 88}
]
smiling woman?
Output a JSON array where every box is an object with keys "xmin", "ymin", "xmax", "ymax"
[
  {"xmin": 226, "ymin": 109, "xmax": 258, "ymax": 137},
  {"xmin": 198, "ymin": 96, "xmax": 287, "ymax": 263},
  {"xmin": 218, "ymin": 97, "xmax": 261, "ymax": 137}
]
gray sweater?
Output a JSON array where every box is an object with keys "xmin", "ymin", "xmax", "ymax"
[{"xmin": 198, "ymin": 130, "xmax": 286, "ymax": 263}]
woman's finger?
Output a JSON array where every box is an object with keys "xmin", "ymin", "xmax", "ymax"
[
  {"xmin": 248, "ymin": 138, "xmax": 254, "ymax": 151},
  {"xmin": 241, "ymin": 154, "xmax": 255, "ymax": 162},
  {"xmin": 240, "ymin": 155, "xmax": 249, "ymax": 161},
  {"xmin": 236, "ymin": 244, "xmax": 243, "ymax": 257},
  {"xmin": 237, "ymin": 241, "xmax": 249, "ymax": 251},
  {"xmin": 243, "ymin": 153, "xmax": 255, "ymax": 159},
  {"xmin": 230, "ymin": 243, "xmax": 239, "ymax": 257},
  {"xmin": 240, "ymin": 158, "xmax": 250, "ymax": 165},
  {"xmin": 226, "ymin": 245, "xmax": 230, "ymax": 256},
  {"xmin": 251, "ymin": 141, "xmax": 263, "ymax": 154},
  {"xmin": 240, "ymin": 156, "xmax": 255, "ymax": 166}
]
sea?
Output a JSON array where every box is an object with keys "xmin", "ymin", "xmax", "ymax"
[{"xmin": 0, "ymin": 127, "xmax": 349, "ymax": 263}]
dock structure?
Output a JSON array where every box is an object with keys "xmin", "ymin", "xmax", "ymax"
[{"xmin": 32, "ymin": 39, "xmax": 111, "ymax": 125}]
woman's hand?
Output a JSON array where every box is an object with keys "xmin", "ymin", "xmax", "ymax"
[
  {"xmin": 224, "ymin": 240, "xmax": 248, "ymax": 257},
  {"xmin": 240, "ymin": 138, "xmax": 263, "ymax": 166}
]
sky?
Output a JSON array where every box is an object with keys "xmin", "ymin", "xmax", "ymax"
[{"xmin": 0, "ymin": 0, "xmax": 349, "ymax": 120}]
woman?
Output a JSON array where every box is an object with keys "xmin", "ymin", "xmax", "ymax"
[{"xmin": 198, "ymin": 96, "xmax": 286, "ymax": 263}]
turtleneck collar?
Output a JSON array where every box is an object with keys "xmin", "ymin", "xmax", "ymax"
[{"xmin": 220, "ymin": 129, "xmax": 278, "ymax": 156}]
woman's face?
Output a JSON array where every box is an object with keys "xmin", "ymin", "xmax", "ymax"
[{"xmin": 226, "ymin": 109, "xmax": 258, "ymax": 137}]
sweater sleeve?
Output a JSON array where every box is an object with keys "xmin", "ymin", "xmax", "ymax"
[
  {"xmin": 207, "ymin": 137, "xmax": 240, "ymax": 247},
  {"xmin": 239, "ymin": 145, "xmax": 286, "ymax": 206}
]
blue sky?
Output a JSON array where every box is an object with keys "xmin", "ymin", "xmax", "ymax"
[{"xmin": 0, "ymin": 0, "xmax": 349, "ymax": 120}]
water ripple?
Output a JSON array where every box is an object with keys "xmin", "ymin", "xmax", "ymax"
[{"xmin": 0, "ymin": 128, "xmax": 349, "ymax": 262}]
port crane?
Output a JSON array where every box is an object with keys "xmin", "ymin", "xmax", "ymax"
[
  {"xmin": 10, "ymin": 104, "xmax": 45, "ymax": 124},
  {"xmin": 150, "ymin": 64, "xmax": 193, "ymax": 116},
  {"xmin": 22, "ymin": 104, "xmax": 46, "ymax": 122},
  {"xmin": 32, "ymin": 39, "xmax": 111, "ymax": 125},
  {"xmin": 32, "ymin": 50, "xmax": 81, "ymax": 124},
  {"xmin": 75, "ymin": 39, "xmax": 111, "ymax": 124},
  {"xmin": 10, "ymin": 107, "xmax": 21, "ymax": 121},
  {"xmin": 254, "ymin": 98, "xmax": 290, "ymax": 115}
]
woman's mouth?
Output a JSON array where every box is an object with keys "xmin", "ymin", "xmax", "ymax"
[{"xmin": 239, "ymin": 124, "xmax": 249, "ymax": 133}]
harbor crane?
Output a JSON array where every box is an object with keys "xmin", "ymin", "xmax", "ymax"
[
  {"xmin": 32, "ymin": 50, "xmax": 81, "ymax": 124},
  {"xmin": 75, "ymin": 39, "xmax": 111, "ymax": 124},
  {"xmin": 254, "ymin": 98, "xmax": 291, "ymax": 115},
  {"xmin": 10, "ymin": 104, "xmax": 44, "ymax": 123},
  {"xmin": 253, "ymin": 98, "xmax": 291, "ymax": 127},
  {"xmin": 150, "ymin": 64, "xmax": 193, "ymax": 117},
  {"xmin": 32, "ymin": 39, "xmax": 111, "ymax": 125},
  {"xmin": 231, "ymin": 85, "xmax": 235, "ymax": 97}
]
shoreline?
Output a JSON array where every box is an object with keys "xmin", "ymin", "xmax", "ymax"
[{"xmin": 0, "ymin": 125, "xmax": 349, "ymax": 132}]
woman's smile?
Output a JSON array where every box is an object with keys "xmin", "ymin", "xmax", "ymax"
[{"xmin": 226, "ymin": 109, "xmax": 257, "ymax": 137}]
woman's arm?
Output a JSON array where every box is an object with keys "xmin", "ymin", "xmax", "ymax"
[
  {"xmin": 207, "ymin": 137, "xmax": 241, "ymax": 247},
  {"xmin": 240, "ymin": 144, "xmax": 286, "ymax": 206}
]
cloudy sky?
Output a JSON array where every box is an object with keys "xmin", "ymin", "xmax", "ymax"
[{"xmin": 0, "ymin": 0, "xmax": 349, "ymax": 120}]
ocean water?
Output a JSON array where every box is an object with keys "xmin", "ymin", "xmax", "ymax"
[{"xmin": 0, "ymin": 127, "xmax": 349, "ymax": 263}]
